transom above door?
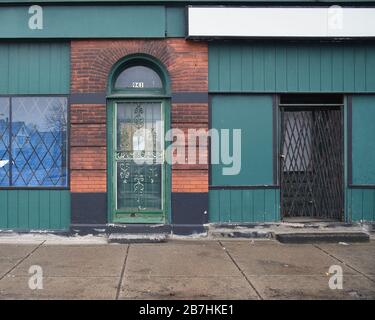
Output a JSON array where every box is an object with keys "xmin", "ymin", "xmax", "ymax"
[{"xmin": 107, "ymin": 55, "xmax": 171, "ymax": 224}]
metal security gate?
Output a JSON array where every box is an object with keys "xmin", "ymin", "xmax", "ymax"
[{"xmin": 280, "ymin": 104, "xmax": 344, "ymax": 220}]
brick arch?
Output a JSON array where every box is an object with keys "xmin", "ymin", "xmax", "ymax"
[
  {"xmin": 71, "ymin": 39, "xmax": 208, "ymax": 93},
  {"xmin": 70, "ymin": 39, "xmax": 209, "ymax": 194}
]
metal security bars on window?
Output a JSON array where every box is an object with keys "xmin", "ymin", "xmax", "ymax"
[{"xmin": 0, "ymin": 97, "xmax": 68, "ymax": 187}]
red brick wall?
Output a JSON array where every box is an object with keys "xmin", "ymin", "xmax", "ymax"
[
  {"xmin": 70, "ymin": 104, "xmax": 107, "ymax": 192},
  {"xmin": 71, "ymin": 39, "xmax": 207, "ymax": 93},
  {"xmin": 70, "ymin": 39, "xmax": 208, "ymax": 193},
  {"xmin": 171, "ymin": 103, "xmax": 208, "ymax": 192}
]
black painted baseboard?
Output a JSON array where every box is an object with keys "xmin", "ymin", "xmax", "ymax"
[
  {"xmin": 71, "ymin": 192, "xmax": 107, "ymax": 224},
  {"xmin": 70, "ymin": 191, "xmax": 209, "ymax": 234},
  {"xmin": 171, "ymin": 192, "xmax": 208, "ymax": 225}
]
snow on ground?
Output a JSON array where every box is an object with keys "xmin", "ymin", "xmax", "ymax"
[{"xmin": 0, "ymin": 232, "xmax": 108, "ymax": 245}]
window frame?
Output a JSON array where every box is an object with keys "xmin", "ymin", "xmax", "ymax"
[
  {"xmin": 106, "ymin": 54, "xmax": 171, "ymax": 224},
  {"xmin": 108, "ymin": 54, "xmax": 170, "ymax": 98},
  {"xmin": 0, "ymin": 94, "xmax": 70, "ymax": 190}
]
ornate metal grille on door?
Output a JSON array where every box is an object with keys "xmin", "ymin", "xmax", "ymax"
[
  {"xmin": 280, "ymin": 107, "xmax": 343, "ymax": 220},
  {"xmin": 115, "ymin": 102, "xmax": 163, "ymax": 212}
]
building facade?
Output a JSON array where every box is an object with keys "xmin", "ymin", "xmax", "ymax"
[{"xmin": 0, "ymin": 1, "xmax": 374, "ymax": 235}]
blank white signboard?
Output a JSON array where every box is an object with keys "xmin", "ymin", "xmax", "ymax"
[{"xmin": 188, "ymin": 7, "xmax": 375, "ymax": 38}]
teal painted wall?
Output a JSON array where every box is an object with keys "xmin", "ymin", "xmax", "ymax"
[
  {"xmin": 209, "ymin": 43, "xmax": 375, "ymax": 223},
  {"xmin": 166, "ymin": 6, "xmax": 185, "ymax": 37},
  {"xmin": 209, "ymin": 95, "xmax": 278, "ymax": 223},
  {"xmin": 0, "ymin": 42, "xmax": 70, "ymax": 94},
  {"xmin": 351, "ymin": 95, "xmax": 375, "ymax": 185},
  {"xmin": 346, "ymin": 95, "xmax": 375, "ymax": 222},
  {"xmin": 347, "ymin": 188, "xmax": 375, "ymax": 222},
  {"xmin": 0, "ymin": 190, "xmax": 70, "ymax": 230},
  {"xmin": 209, "ymin": 42, "xmax": 375, "ymax": 93},
  {"xmin": 209, "ymin": 189, "xmax": 280, "ymax": 223},
  {"xmin": 0, "ymin": 5, "xmax": 186, "ymax": 38},
  {"xmin": 210, "ymin": 95, "xmax": 274, "ymax": 186},
  {"xmin": 0, "ymin": 42, "xmax": 71, "ymax": 231}
]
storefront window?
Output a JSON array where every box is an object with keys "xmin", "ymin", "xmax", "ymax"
[{"xmin": 0, "ymin": 97, "xmax": 68, "ymax": 187}]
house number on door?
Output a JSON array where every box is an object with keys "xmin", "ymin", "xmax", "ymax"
[{"xmin": 132, "ymin": 82, "xmax": 144, "ymax": 88}]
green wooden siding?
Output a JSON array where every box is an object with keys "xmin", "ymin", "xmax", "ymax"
[
  {"xmin": 347, "ymin": 188, "xmax": 375, "ymax": 222},
  {"xmin": 346, "ymin": 95, "xmax": 375, "ymax": 222},
  {"xmin": 209, "ymin": 95, "xmax": 278, "ymax": 222},
  {"xmin": 211, "ymin": 95, "xmax": 274, "ymax": 186},
  {"xmin": 0, "ymin": 42, "xmax": 71, "ymax": 231},
  {"xmin": 209, "ymin": 42, "xmax": 375, "ymax": 93},
  {"xmin": 351, "ymin": 95, "xmax": 375, "ymax": 185},
  {"xmin": 166, "ymin": 6, "xmax": 185, "ymax": 37},
  {"xmin": 0, "ymin": 190, "xmax": 70, "ymax": 230},
  {"xmin": 209, "ymin": 189, "xmax": 279, "ymax": 223},
  {"xmin": 0, "ymin": 42, "xmax": 70, "ymax": 94},
  {"xmin": 0, "ymin": 5, "xmax": 181, "ymax": 38}
]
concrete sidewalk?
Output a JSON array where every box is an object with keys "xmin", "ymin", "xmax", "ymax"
[{"xmin": 0, "ymin": 239, "xmax": 374, "ymax": 299}]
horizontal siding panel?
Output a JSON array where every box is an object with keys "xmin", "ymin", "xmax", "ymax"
[
  {"xmin": 209, "ymin": 189, "xmax": 280, "ymax": 223},
  {"xmin": 0, "ymin": 190, "xmax": 70, "ymax": 230},
  {"xmin": 209, "ymin": 42, "xmax": 375, "ymax": 93},
  {"xmin": 0, "ymin": 6, "xmax": 165, "ymax": 39},
  {"xmin": 0, "ymin": 42, "xmax": 70, "ymax": 94}
]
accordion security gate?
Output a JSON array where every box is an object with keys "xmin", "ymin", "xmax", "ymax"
[{"xmin": 280, "ymin": 107, "xmax": 344, "ymax": 220}]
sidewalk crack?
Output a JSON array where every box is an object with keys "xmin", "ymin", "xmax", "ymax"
[
  {"xmin": 314, "ymin": 244, "xmax": 375, "ymax": 283},
  {"xmin": 0, "ymin": 240, "xmax": 45, "ymax": 282},
  {"xmin": 115, "ymin": 245, "xmax": 130, "ymax": 300},
  {"xmin": 218, "ymin": 241, "xmax": 263, "ymax": 300}
]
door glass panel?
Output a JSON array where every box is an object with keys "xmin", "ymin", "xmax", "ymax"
[{"xmin": 115, "ymin": 102, "xmax": 163, "ymax": 211}]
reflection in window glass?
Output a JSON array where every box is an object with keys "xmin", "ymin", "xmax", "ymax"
[
  {"xmin": 115, "ymin": 66, "xmax": 163, "ymax": 90},
  {"xmin": 0, "ymin": 97, "xmax": 68, "ymax": 187},
  {"xmin": 0, "ymin": 98, "xmax": 10, "ymax": 186}
]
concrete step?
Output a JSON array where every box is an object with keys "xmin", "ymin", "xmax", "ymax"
[
  {"xmin": 108, "ymin": 233, "xmax": 168, "ymax": 244},
  {"xmin": 207, "ymin": 222, "xmax": 372, "ymax": 243},
  {"xmin": 107, "ymin": 224, "xmax": 171, "ymax": 234},
  {"xmin": 276, "ymin": 232, "xmax": 370, "ymax": 244}
]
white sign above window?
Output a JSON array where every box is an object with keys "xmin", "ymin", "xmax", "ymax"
[{"xmin": 187, "ymin": 7, "xmax": 375, "ymax": 38}]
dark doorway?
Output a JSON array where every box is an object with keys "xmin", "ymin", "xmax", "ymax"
[{"xmin": 279, "ymin": 95, "xmax": 344, "ymax": 221}]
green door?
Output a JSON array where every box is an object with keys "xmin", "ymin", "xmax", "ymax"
[
  {"xmin": 107, "ymin": 56, "xmax": 171, "ymax": 223},
  {"xmin": 111, "ymin": 100, "xmax": 167, "ymax": 223}
]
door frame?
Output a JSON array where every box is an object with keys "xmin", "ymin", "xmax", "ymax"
[
  {"xmin": 106, "ymin": 98, "xmax": 171, "ymax": 224},
  {"xmin": 278, "ymin": 98, "xmax": 345, "ymax": 221}
]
